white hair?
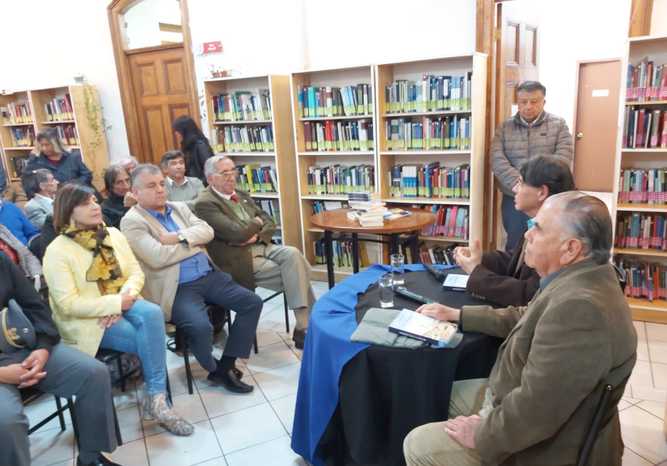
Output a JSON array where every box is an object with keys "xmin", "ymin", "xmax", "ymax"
[{"xmin": 204, "ymin": 155, "xmax": 233, "ymax": 179}]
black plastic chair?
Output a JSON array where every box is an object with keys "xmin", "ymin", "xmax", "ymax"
[{"xmin": 22, "ymin": 389, "xmax": 71, "ymax": 435}]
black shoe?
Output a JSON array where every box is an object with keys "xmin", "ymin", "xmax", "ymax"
[
  {"xmin": 77, "ymin": 454, "xmax": 122, "ymax": 466},
  {"xmin": 207, "ymin": 368, "xmax": 254, "ymax": 393},
  {"xmin": 232, "ymin": 366, "xmax": 243, "ymax": 379},
  {"xmin": 293, "ymin": 328, "xmax": 306, "ymax": 350}
]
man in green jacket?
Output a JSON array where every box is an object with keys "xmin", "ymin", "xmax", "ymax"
[{"xmin": 403, "ymin": 192, "xmax": 637, "ymax": 466}]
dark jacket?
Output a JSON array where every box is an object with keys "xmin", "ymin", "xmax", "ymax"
[
  {"xmin": 0, "ymin": 253, "xmax": 60, "ymax": 366},
  {"xmin": 23, "ymin": 150, "xmax": 93, "ymax": 188},
  {"xmin": 466, "ymin": 238, "xmax": 539, "ymax": 307},
  {"xmin": 183, "ymin": 139, "xmax": 214, "ymax": 183},
  {"xmin": 101, "ymin": 194, "xmax": 129, "ymax": 229},
  {"xmin": 28, "ymin": 215, "xmax": 57, "ymax": 262},
  {"xmin": 0, "ymin": 163, "xmax": 6, "ymax": 194}
]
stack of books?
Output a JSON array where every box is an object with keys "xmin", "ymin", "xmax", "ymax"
[
  {"xmin": 616, "ymin": 258, "xmax": 667, "ymax": 302},
  {"xmin": 385, "ymin": 116, "xmax": 470, "ymax": 151},
  {"xmin": 236, "ymin": 164, "xmax": 277, "ymax": 194},
  {"xmin": 54, "ymin": 124, "xmax": 78, "ymax": 146},
  {"xmin": 385, "ymin": 74, "xmax": 472, "ymax": 113},
  {"xmin": 298, "ymin": 84, "xmax": 373, "ymax": 117},
  {"xmin": 389, "ymin": 163, "xmax": 470, "ymax": 199},
  {"xmin": 211, "ymin": 90, "xmax": 272, "ymax": 121},
  {"xmin": 419, "ymin": 205, "xmax": 469, "ymax": 239},
  {"xmin": 303, "ymin": 120, "xmax": 374, "ymax": 151},
  {"xmin": 0, "ymin": 101, "xmax": 32, "ymax": 124},
  {"xmin": 215, "ymin": 125, "xmax": 274, "ymax": 153},
  {"xmin": 618, "ymin": 168, "xmax": 667, "ymax": 204},
  {"xmin": 306, "ymin": 164, "xmax": 374, "ymax": 195},
  {"xmin": 623, "ymin": 107, "xmax": 667, "ymax": 148},
  {"xmin": 626, "ymin": 59, "xmax": 667, "ymax": 102},
  {"xmin": 615, "ymin": 212, "xmax": 667, "ymax": 250},
  {"xmin": 10, "ymin": 127, "xmax": 35, "ymax": 147},
  {"xmin": 44, "ymin": 94, "xmax": 74, "ymax": 121}
]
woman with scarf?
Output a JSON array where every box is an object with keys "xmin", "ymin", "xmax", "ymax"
[{"xmin": 42, "ymin": 183, "xmax": 193, "ymax": 437}]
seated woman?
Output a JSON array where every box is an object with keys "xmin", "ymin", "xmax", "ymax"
[
  {"xmin": 42, "ymin": 183, "xmax": 193, "ymax": 436},
  {"xmin": 101, "ymin": 164, "xmax": 136, "ymax": 229},
  {"xmin": 454, "ymin": 155, "xmax": 575, "ymax": 306},
  {"xmin": 23, "ymin": 169, "xmax": 59, "ymax": 228}
]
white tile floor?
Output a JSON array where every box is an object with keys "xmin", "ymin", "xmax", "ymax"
[{"xmin": 25, "ymin": 282, "xmax": 667, "ymax": 466}]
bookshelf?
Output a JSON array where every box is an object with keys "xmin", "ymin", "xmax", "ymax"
[
  {"xmin": 202, "ymin": 75, "xmax": 301, "ymax": 251},
  {"xmin": 0, "ymin": 85, "xmax": 109, "ymax": 195}
]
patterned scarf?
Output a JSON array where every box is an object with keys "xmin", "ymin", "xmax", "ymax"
[{"xmin": 63, "ymin": 225, "xmax": 127, "ymax": 295}]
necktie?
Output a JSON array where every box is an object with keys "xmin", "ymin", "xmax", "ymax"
[{"xmin": 230, "ymin": 193, "xmax": 239, "ymax": 203}]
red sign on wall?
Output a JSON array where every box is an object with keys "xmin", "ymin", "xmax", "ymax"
[{"xmin": 201, "ymin": 41, "xmax": 223, "ymax": 54}]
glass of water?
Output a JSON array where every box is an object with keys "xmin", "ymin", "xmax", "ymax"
[
  {"xmin": 379, "ymin": 273, "xmax": 394, "ymax": 308},
  {"xmin": 391, "ymin": 253, "xmax": 405, "ymax": 286}
]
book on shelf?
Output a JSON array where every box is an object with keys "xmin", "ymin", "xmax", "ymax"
[
  {"xmin": 53, "ymin": 124, "xmax": 78, "ymax": 146},
  {"xmin": 615, "ymin": 258, "xmax": 667, "ymax": 302},
  {"xmin": 618, "ymin": 168, "xmax": 667, "ymax": 204},
  {"xmin": 418, "ymin": 205, "xmax": 469, "ymax": 240},
  {"xmin": 385, "ymin": 74, "xmax": 472, "ymax": 113},
  {"xmin": 414, "ymin": 244, "xmax": 456, "ymax": 266},
  {"xmin": 312, "ymin": 237, "xmax": 370, "ymax": 268},
  {"xmin": 214, "ymin": 125, "xmax": 274, "ymax": 153},
  {"xmin": 303, "ymin": 119, "xmax": 373, "ymax": 151},
  {"xmin": 626, "ymin": 59, "xmax": 667, "ymax": 102},
  {"xmin": 298, "ymin": 84, "xmax": 373, "ymax": 118},
  {"xmin": 211, "ymin": 90, "xmax": 272, "ymax": 122},
  {"xmin": 311, "ymin": 200, "xmax": 348, "ymax": 214},
  {"xmin": 255, "ymin": 198, "xmax": 281, "ymax": 226},
  {"xmin": 44, "ymin": 93, "xmax": 74, "ymax": 121},
  {"xmin": 385, "ymin": 116, "xmax": 470, "ymax": 150},
  {"xmin": 10, "ymin": 155, "xmax": 30, "ymax": 178},
  {"xmin": 623, "ymin": 107, "xmax": 667, "ymax": 148},
  {"xmin": 389, "ymin": 163, "xmax": 470, "ymax": 199},
  {"xmin": 615, "ymin": 212, "xmax": 667, "ymax": 250},
  {"xmin": 9, "ymin": 126, "xmax": 35, "ymax": 147},
  {"xmin": 236, "ymin": 164, "xmax": 277, "ymax": 194},
  {"xmin": 307, "ymin": 164, "xmax": 374, "ymax": 195},
  {"xmin": 0, "ymin": 101, "xmax": 32, "ymax": 124}
]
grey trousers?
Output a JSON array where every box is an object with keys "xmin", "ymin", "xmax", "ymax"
[
  {"xmin": 252, "ymin": 243, "xmax": 315, "ymax": 330},
  {"xmin": 0, "ymin": 343, "xmax": 117, "ymax": 466}
]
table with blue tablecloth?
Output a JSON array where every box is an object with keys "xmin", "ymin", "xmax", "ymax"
[{"xmin": 291, "ymin": 264, "xmax": 501, "ymax": 466}]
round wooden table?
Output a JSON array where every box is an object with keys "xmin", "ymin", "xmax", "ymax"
[{"xmin": 310, "ymin": 208, "xmax": 436, "ymax": 288}]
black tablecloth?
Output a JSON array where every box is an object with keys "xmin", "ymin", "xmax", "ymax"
[{"xmin": 317, "ymin": 270, "xmax": 501, "ymax": 466}]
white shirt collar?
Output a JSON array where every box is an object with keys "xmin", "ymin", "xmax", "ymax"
[
  {"xmin": 212, "ymin": 186, "xmax": 235, "ymax": 201},
  {"xmin": 35, "ymin": 193, "xmax": 54, "ymax": 204},
  {"xmin": 519, "ymin": 111, "xmax": 544, "ymax": 128}
]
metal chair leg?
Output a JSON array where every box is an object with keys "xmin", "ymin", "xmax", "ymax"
[
  {"xmin": 183, "ymin": 344, "xmax": 194, "ymax": 395},
  {"xmin": 166, "ymin": 371, "xmax": 173, "ymax": 405},
  {"xmin": 283, "ymin": 292, "xmax": 290, "ymax": 334},
  {"xmin": 68, "ymin": 398, "xmax": 80, "ymax": 449},
  {"xmin": 112, "ymin": 397, "xmax": 123, "ymax": 446},
  {"xmin": 54, "ymin": 396, "xmax": 66, "ymax": 431}
]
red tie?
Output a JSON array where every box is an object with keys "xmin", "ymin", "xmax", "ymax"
[{"xmin": 230, "ymin": 193, "xmax": 239, "ymax": 203}]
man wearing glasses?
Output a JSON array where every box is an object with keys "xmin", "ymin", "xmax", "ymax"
[
  {"xmin": 120, "ymin": 164, "xmax": 263, "ymax": 394},
  {"xmin": 194, "ymin": 155, "xmax": 314, "ymax": 349}
]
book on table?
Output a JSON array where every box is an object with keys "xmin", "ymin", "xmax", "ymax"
[{"xmin": 388, "ymin": 309, "xmax": 460, "ymax": 347}]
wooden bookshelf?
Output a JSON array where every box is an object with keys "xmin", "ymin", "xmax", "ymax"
[{"xmin": 202, "ymin": 75, "xmax": 301, "ymax": 252}]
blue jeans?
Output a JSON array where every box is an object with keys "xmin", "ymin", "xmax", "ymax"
[
  {"xmin": 501, "ymin": 194, "xmax": 529, "ymax": 253},
  {"xmin": 99, "ymin": 299, "xmax": 167, "ymax": 395}
]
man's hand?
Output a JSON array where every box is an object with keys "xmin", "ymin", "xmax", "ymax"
[
  {"xmin": 123, "ymin": 192, "xmax": 138, "ymax": 208},
  {"xmin": 454, "ymin": 240, "xmax": 482, "ymax": 274},
  {"xmin": 0, "ymin": 364, "xmax": 31, "ymax": 385},
  {"xmin": 254, "ymin": 216, "xmax": 264, "ymax": 226},
  {"xmin": 416, "ymin": 303, "xmax": 461, "ymax": 322},
  {"xmin": 19, "ymin": 349, "xmax": 50, "ymax": 388},
  {"xmin": 240, "ymin": 234, "xmax": 258, "ymax": 246},
  {"xmin": 159, "ymin": 232, "xmax": 180, "ymax": 245},
  {"xmin": 444, "ymin": 415, "xmax": 481, "ymax": 449}
]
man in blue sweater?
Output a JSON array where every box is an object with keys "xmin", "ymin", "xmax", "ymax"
[{"xmin": 0, "ymin": 200, "xmax": 39, "ymax": 245}]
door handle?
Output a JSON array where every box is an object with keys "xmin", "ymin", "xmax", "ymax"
[{"xmin": 576, "ymin": 132, "xmax": 584, "ymax": 140}]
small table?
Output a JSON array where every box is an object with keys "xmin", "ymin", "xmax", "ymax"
[{"xmin": 310, "ymin": 208, "xmax": 436, "ymax": 288}]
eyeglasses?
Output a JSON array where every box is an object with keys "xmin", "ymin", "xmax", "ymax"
[{"xmin": 219, "ymin": 169, "xmax": 239, "ymax": 178}]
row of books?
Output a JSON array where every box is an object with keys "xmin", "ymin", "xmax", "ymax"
[
  {"xmin": 298, "ymin": 84, "xmax": 373, "ymax": 118},
  {"xmin": 618, "ymin": 168, "xmax": 667, "ymax": 204},
  {"xmin": 385, "ymin": 116, "xmax": 470, "ymax": 151},
  {"xmin": 615, "ymin": 213, "xmax": 667, "ymax": 250},
  {"xmin": 1, "ymin": 102, "xmax": 32, "ymax": 124},
  {"xmin": 211, "ymin": 90, "xmax": 272, "ymax": 122},
  {"xmin": 419, "ymin": 205, "xmax": 469, "ymax": 239},
  {"xmin": 615, "ymin": 259, "xmax": 667, "ymax": 301},
  {"xmin": 235, "ymin": 164, "xmax": 277, "ymax": 194},
  {"xmin": 306, "ymin": 164, "xmax": 374, "ymax": 195},
  {"xmin": 626, "ymin": 59, "xmax": 667, "ymax": 102},
  {"xmin": 312, "ymin": 238, "xmax": 370, "ymax": 268},
  {"xmin": 389, "ymin": 163, "xmax": 470, "ymax": 199},
  {"xmin": 9, "ymin": 127, "xmax": 35, "ymax": 147},
  {"xmin": 303, "ymin": 120, "xmax": 374, "ymax": 152},
  {"xmin": 385, "ymin": 74, "xmax": 472, "ymax": 113},
  {"xmin": 416, "ymin": 245, "xmax": 456, "ymax": 266},
  {"xmin": 623, "ymin": 107, "xmax": 667, "ymax": 148},
  {"xmin": 214, "ymin": 125, "xmax": 274, "ymax": 153},
  {"xmin": 311, "ymin": 200, "xmax": 348, "ymax": 214},
  {"xmin": 53, "ymin": 124, "xmax": 79, "ymax": 146},
  {"xmin": 44, "ymin": 94, "xmax": 74, "ymax": 121},
  {"xmin": 255, "ymin": 199, "xmax": 281, "ymax": 225}
]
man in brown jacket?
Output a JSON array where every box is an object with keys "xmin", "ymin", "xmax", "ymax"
[
  {"xmin": 491, "ymin": 81, "xmax": 573, "ymax": 252},
  {"xmin": 194, "ymin": 155, "xmax": 315, "ymax": 349},
  {"xmin": 403, "ymin": 192, "xmax": 637, "ymax": 466}
]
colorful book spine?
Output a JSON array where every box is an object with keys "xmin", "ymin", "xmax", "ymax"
[
  {"xmin": 389, "ymin": 163, "xmax": 470, "ymax": 199},
  {"xmin": 615, "ymin": 212, "xmax": 667, "ymax": 250},
  {"xmin": 623, "ymin": 107, "xmax": 667, "ymax": 148},
  {"xmin": 235, "ymin": 164, "xmax": 278, "ymax": 193},
  {"xmin": 212, "ymin": 90, "xmax": 272, "ymax": 122},
  {"xmin": 44, "ymin": 94, "xmax": 74, "ymax": 121},
  {"xmin": 615, "ymin": 258, "xmax": 667, "ymax": 301},
  {"xmin": 9, "ymin": 126, "xmax": 35, "ymax": 147},
  {"xmin": 618, "ymin": 168, "xmax": 667, "ymax": 204},
  {"xmin": 312, "ymin": 238, "xmax": 369, "ymax": 268},
  {"xmin": 416, "ymin": 205, "xmax": 469, "ymax": 239},
  {"xmin": 414, "ymin": 244, "xmax": 457, "ymax": 266},
  {"xmin": 384, "ymin": 73, "xmax": 472, "ymax": 113},
  {"xmin": 53, "ymin": 124, "xmax": 79, "ymax": 146},
  {"xmin": 626, "ymin": 60, "xmax": 667, "ymax": 102},
  {"xmin": 256, "ymin": 199, "xmax": 281, "ymax": 225},
  {"xmin": 385, "ymin": 116, "xmax": 470, "ymax": 151},
  {"xmin": 1, "ymin": 101, "xmax": 33, "ymax": 124},
  {"xmin": 303, "ymin": 119, "xmax": 373, "ymax": 151},
  {"xmin": 214, "ymin": 125, "xmax": 274, "ymax": 153},
  {"xmin": 299, "ymin": 84, "xmax": 373, "ymax": 117},
  {"xmin": 306, "ymin": 165, "xmax": 374, "ymax": 195}
]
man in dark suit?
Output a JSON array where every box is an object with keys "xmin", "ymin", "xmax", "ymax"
[
  {"xmin": 194, "ymin": 156, "xmax": 315, "ymax": 349},
  {"xmin": 454, "ymin": 155, "xmax": 575, "ymax": 306}
]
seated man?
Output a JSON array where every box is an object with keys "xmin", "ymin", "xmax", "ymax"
[
  {"xmin": 454, "ymin": 155, "xmax": 575, "ymax": 306},
  {"xmin": 121, "ymin": 164, "xmax": 263, "ymax": 394},
  {"xmin": 0, "ymin": 253, "xmax": 122, "ymax": 466},
  {"xmin": 194, "ymin": 155, "xmax": 315, "ymax": 349},
  {"xmin": 0, "ymin": 198, "xmax": 39, "ymax": 245},
  {"xmin": 161, "ymin": 150, "xmax": 204, "ymax": 210},
  {"xmin": 23, "ymin": 169, "xmax": 59, "ymax": 228},
  {"xmin": 403, "ymin": 192, "xmax": 637, "ymax": 466}
]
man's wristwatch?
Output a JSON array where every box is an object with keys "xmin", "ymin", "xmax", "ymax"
[{"xmin": 177, "ymin": 233, "xmax": 188, "ymax": 245}]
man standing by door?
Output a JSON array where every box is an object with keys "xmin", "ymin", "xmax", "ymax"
[{"xmin": 491, "ymin": 81, "xmax": 573, "ymax": 251}]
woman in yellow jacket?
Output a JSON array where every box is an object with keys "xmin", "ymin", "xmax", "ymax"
[{"xmin": 43, "ymin": 183, "xmax": 193, "ymax": 437}]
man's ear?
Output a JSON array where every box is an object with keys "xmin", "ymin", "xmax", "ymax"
[{"xmin": 537, "ymin": 185, "xmax": 550, "ymax": 203}]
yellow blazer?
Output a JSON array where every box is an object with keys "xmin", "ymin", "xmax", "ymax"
[{"xmin": 42, "ymin": 227, "xmax": 145, "ymax": 356}]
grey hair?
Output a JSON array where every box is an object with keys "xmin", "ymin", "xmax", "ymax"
[
  {"xmin": 130, "ymin": 163, "xmax": 163, "ymax": 188},
  {"xmin": 36, "ymin": 128, "xmax": 66, "ymax": 155},
  {"xmin": 204, "ymin": 155, "xmax": 233, "ymax": 179},
  {"xmin": 517, "ymin": 80, "xmax": 546, "ymax": 96},
  {"xmin": 546, "ymin": 191, "xmax": 612, "ymax": 264}
]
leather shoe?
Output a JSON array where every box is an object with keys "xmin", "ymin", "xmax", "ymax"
[
  {"xmin": 293, "ymin": 329, "xmax": 306, "ymax": 350},
  {"xmin": 232, "ymin": 366, "xmax": 243, "ymax": 379},
  {"xmin": 207, "ymin": 368, "xmax": 254, "ymax": 393},
  {"xmin": 77, "ymin": 454, "xmax": 122, "ymax": 466}
]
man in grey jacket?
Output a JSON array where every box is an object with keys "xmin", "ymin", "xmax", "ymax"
[{"xmin": 491, "ymin": 81, "xmax": 573, "ymax": 251}]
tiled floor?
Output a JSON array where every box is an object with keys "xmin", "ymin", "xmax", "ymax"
[{"xmin": 26, "ymin": 282, "xmax": 667, "ymax": 465}]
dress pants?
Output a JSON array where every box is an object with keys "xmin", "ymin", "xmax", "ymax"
[
  {"xmin": 0, "ymin": 343, "xmax": 117, "ymax": 466},
  {"xmin": 171, "ymin": 270, "xmax": 263, "ymax": 372},
  {"xmin": 501, "ymin": 194, "xmax": 529, "ymax": 253}
]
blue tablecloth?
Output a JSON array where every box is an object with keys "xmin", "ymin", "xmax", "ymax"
[{"xmin": 291, "ymin": 263, "xmax": 453, "ymax": 465}]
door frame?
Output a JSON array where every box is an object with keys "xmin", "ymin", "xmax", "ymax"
[{"xmin": 107, "ymin": 0, "xmax": 200, "ymax": 160}]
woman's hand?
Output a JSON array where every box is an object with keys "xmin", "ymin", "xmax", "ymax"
[
  {"xmin": 98, "ymin": 314, "xmax": 122, "ymax": 329},
  {"xmin": 416, "ymin": 303, "xmax": 461, "ymax": 322},
  {"xmin": 121, "ymin": 291, "xmax": 136, "ymax": 311}
]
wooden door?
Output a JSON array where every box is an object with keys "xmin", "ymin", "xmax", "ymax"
[
  {"xmin": 572, "ymin": 60, "xmax": 621, "ymax": 192},
  {"xmin": 127, "ymin": 45, "xmax": 194, "ymax": 165}
]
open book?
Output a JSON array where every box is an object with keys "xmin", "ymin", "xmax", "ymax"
[{"xmin": 388, "ymin": 309, "xmax": 460, "ymax": 347}]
